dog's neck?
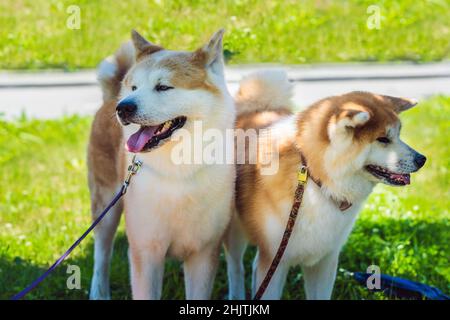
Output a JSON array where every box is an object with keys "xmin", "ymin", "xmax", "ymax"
[
  {"xmin": 320, "ymin": 174, "xmax": 374, "ymax": 206},
  {"xmin": 299, "ymin": 150, "xmax": 374, "ymax": 209},
  {"xmin": 295, "ymin": 116, "xmax": 374, "ymax": 206}
]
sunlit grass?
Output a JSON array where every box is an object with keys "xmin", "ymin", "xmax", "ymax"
[
  {"xmin": 0, "ymin": 0, "xmax": 449, "ymax": 70},
  {"xmin": 0, "ymin": 96, "xmax": 448, "ymax": 299}
]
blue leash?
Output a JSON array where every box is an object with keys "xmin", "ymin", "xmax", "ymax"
[
  {"xmin": 11, "ymin": 156, "xmax": 142, "ymax": 300},
  {"xmin": 353, "ymin": 272, "xmax": 449, "ymax": 300}
]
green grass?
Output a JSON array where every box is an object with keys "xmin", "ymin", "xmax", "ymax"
[
  {"xmin": 0, "ymin": 96, "xmax": 448, "ymax": 300},
  {"xmin": 0, "ymin": 0, "xmax": 449, "ymax": 70}
]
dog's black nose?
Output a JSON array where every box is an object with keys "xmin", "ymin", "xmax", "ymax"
[
  {"xmin": 414, "ymin": 154, "xmax": 427, "ymax": 169},
  {"xmin": 116, "ymin": 100, "xmax": 137, "ymax": 120}
]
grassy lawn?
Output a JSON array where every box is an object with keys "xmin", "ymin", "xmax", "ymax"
[
  {"xmin": 0, "ymin": 96, "xmax": 448, "ymax": 300},
  {"xmin": 0, "ymin": 0, "xmax": 449, "ymax": 70}
]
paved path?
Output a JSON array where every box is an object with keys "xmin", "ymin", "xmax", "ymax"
[{"xmin": 1, "ymin": 62, "xmax": 449, "ymax": 119}]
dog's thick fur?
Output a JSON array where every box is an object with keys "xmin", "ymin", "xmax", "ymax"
[
  {"xmin": 88, "ymin": 30, "xmax": 235, "ymax": 299},
  {"xmin": 224, "ymin": 71, "xmax": 426, "ymax": 300}
]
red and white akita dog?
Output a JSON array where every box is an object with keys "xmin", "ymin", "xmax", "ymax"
[
  {"xmin": 87, "ymin": 29, "xmax": 235, "ymax": 300},
  {"xmin": 224, "ymin": 71, "xmax": 426, "ymax": 300}
]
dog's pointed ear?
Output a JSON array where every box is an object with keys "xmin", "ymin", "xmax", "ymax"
[
  {"xmin": 333, "ymin": 107, "xmax": 371, "ymax": 132},
  {"xmin": 329, "ymin": 108, "xmax": 371, "ymax": 140},
  {"xmin": 193, "ymin": 29, "xmax": 225, "ymax": 74},
  {"xmin": 383, "ymin": 95, "xmax": 418, "ymax": 113},
  {"xmin": 131, "ymin": 30, "xmax": 163, "ymax": 60},
  {"xmin": 329, "ymin": 108, "xmax": 370, "ymax": 141},
  {"xmin": 329, "ymin": 105, "xmax": 372, "ymax": 139}
]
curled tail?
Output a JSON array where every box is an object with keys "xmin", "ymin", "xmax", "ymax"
[
  {"xmin": 235, "ymin": 69, "xmax": 294, "ymax": 115},
  {"xmin": 97, "ymin": 41, "xmax": 135, "ymax": 102}
]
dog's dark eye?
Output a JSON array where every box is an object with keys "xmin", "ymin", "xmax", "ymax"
[
  {"xmin": 155, "ymin": 84, "xmax": 174, "ymax": 92},
  {"xmin": 131, "ymin": 86, "xmax": 137, "ymax": 91},
  {"xmin": 377, "ymin": 137, "xmax": 391, "ymax": 144}
]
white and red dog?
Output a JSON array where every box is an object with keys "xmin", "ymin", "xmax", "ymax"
[
  {"xmin": 88, "ymin": 29, "xmax": 236, "ymax": 299},
  {"xmin": 224, "ymin": 71, "xmax": 426, "ymax": 300}
]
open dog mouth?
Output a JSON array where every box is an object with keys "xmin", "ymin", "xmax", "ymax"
[
  {"xmin": 365, "ymin": 165, "xmax": 410, "ymax": 186},
  {"xmin": 126, "ymin": 116, "xmax": 187, "ymax": 153}
]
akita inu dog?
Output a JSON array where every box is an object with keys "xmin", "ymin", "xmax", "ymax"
[
  {"xmin": 88, "ymin": 29, "xmax": 236, "ymax": 299},
  {"xmin": 224, "ymin": 71, "xmax": 426, "ymax": 300}
]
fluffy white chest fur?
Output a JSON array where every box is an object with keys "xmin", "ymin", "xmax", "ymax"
[
  {"xmin": 124, "ymin": 151, "xmax": 234, "ymax": 259},
  {"xmin": 264, "ymin": 183, "xmax": 363, "ymax": 267}
]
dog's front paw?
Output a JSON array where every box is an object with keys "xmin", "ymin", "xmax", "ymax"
[{"xmin": 89, "ymin": 275, "xmax": 111, "ymax": 300}]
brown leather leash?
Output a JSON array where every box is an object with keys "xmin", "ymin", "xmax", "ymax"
[
  {"xmin": 253, "ymin": 160, "xmax": 308, "ymax": 300},
  {"xmin": 252, "ymin": 152, "xmax": 353, "ymax": 299}
]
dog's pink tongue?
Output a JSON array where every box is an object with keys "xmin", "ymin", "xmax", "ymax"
[
  {"xmin": 391, "ymin": 173, "xmax": 411, "ymax": 185},
  {"xmin": 126, "ymin": 126, "xmax": 158, "ymax": 153}
]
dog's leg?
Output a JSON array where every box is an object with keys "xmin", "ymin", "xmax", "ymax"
[
  {"xmin": 88, "ymin": 100, "xmax": 124, "ymax": 300},
  {"xmin": 252, "ymin": 250, "xmax": 289, "ymax": 300},
  {"xmin": 251, "ymin": 250, "xmax": 259, "ymax": 296},
  {"xmin": 183, "ymin": 242, "xmax": 221, "ymax": 300},
  {"xmin": 89, "ymin": 185, "xmax": 123, "ymax": 300},
  {"xmin": 224, "ymin": 213, "xmax": 247, "ymax": 300},
  {"xmin": 302, "ymin": 251, "xmax": 339, "ymax": 300},
  {"xmin": 129, "ymin": 245, "xmax": 166, "ymax": 300}
]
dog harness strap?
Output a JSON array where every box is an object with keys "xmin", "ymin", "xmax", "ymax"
[{"xmin": 253, "ymin": 160, "xmax": 308, "ymax": 300}]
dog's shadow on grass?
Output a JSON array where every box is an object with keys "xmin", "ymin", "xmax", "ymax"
[
  {"xmin": 0, "ymin": 232, "xmax": 130, "ymax": 300},
  {"xmin": 1, "ymin": 216, "xmax": 448, "ymax": 300}
]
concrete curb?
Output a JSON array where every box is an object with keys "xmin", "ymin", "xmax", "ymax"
[{"xmin": 1, "ymin": 62, "xmax": 450, "ymax": 88}]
